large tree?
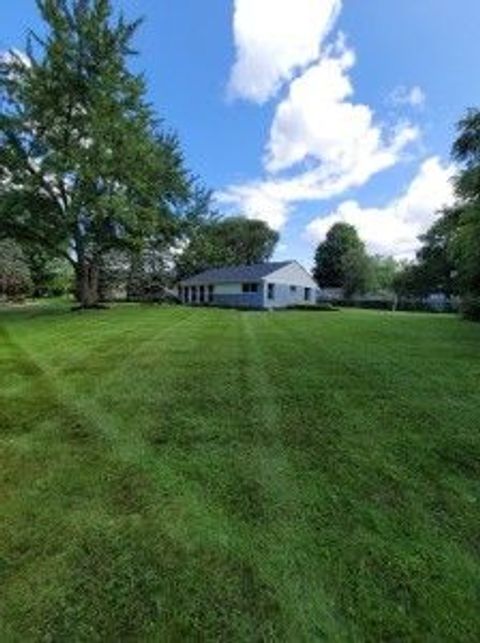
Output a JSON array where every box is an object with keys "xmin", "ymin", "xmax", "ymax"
[
  {"xmin": 0, "ymin": 0, "xmax": 191, "ymax": 307},
  {"xmin": 416, "ymin": 208, "xmax": 460, "ymax": 296},
  {"xmin": 395, "ymin": 108, "xmax": 480, "ymax": 318},
  {"xmin": 313, "ymin": 222, "xmax": 370, "ymax": 292},
  {"xmin": 175, "ymin": 216, "xmax": 279, "ymax": 279},
  {"xmin": 450, "ymin": 109, "xmax": 480, "ymax": 312}
]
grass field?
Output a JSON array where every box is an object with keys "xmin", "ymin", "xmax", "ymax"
[{"xmin": 1, "ymin": 302, "xmax": 479, "ymax": 641}]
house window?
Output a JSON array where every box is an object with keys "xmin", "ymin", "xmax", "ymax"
[
  {"xmin": 191, "ymin": 286, "xmax": 197, "ymax": 303},
  {"xmin": 184, "ymin": 286, "xmax": 189, "ymax": 303},
  {"xmin": 304, "ymin": 287, "xmax": 311, "ymax": 302},
  {"xmin": 268, "ymin": 283, "xmax": 275, "ymax": 300},
  {"xmin": 242, "ymin": 283, "xmax": 259, "ymax": 293},
  {"xmin": 208, "ymin": 285, "xmax": 214, "ymax": 303},
  {"xmin": 199, "ymin": 285, "xmax": 205, "ymax": 303},
  {"xmin": 290, "ymin": 285, "xmax": 297, "ymax": 293}
]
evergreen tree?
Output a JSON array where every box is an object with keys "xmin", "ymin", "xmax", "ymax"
[{"xmin": 0, "ymin": 0, "xmax": 191, "ymax": 307}]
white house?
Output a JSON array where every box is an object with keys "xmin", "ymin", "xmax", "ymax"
[{"xmin": 178, "ymin": 261, "xmax": 319, "ymax": 309}]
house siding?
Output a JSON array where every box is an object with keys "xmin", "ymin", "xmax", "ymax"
[
  {"xmin": 212, "ymin": 291, "xmax": 264, "ymax": 309},
  {"xmin": 262, "ymin": 282, "xmax": 315, "ymax": 308},
  {"xmin": 181, "ymin": 282, "xmax": 264, "ymax": 308},
  {"xmin": 266, "ymin": 261, "xmax": 318, "ymax": 288}
]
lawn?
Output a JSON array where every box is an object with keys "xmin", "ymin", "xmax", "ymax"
[{"xmin": 1, "ymin": 302, "xmax": 479, "ymax": 641}]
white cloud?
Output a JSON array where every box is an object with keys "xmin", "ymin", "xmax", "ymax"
[
  {"xmin": 217, "ymin": 182, "xmax": 291, "ymax": 230},
  {"xmin": 389, "ymin": 85, "xmax": 426, "ymax": 109},
  {"xmin": 216, "ymin": 122, "xmax": 416, "ymax": 231},
  {"xmin": 220, "ymin": 38, "xmax": 420, "ymax": 231},
  {"xmin": 305, "ymin": 157, "xmax": 455, "ymax": 259},
  {"xmin": 228, "ymin": 0, "xmax": 341, "ymax": 103},
  {"xmin": 222, "ymin": 3, "xmax": 425, "ymax": 237},
  {"xmin": 265, "ymin": 40, "xmax": 419, "ymax": 175}
]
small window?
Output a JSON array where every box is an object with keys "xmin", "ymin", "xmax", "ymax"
[
  {"xmin": 304, "ymin": 288, "xmax": 311, "ymax": 302},
  {"xmin": 191, "ymin": 286, "xmax": 197, "ymax": 303},
  {"xmin": 199, "ymin": 285, "xmax": 205, "ymax": 303},
  {"xmin": 268, "ymin": 283, "xmax": 275, "ymax": 300},
  {"xmin": 242, "ymin": 282, "xmax": 259, "ymax": 293},
  {"xmin": 208, "ymin": 284, "xmax": 214, "ymax": 303},
  {"xmin": 290, "ymin": 285, "xmax": 297, "ymax": 293}
]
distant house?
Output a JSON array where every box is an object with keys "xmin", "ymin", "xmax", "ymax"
[{"xmin": 178, "ymin": 261, "xmax": 319, "ymax": 309}]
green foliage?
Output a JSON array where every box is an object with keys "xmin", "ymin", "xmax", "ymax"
[
  {"xmin": 0, "ymin": 239, "xmax": 32, "ymax": 299},
  {"xmin": 1, "ymin": 304, "xmax": 479, "ymax": 640},
  {"xmin": 416, "ymin": 209, "xmax": 459, "ymax": 295},
  {"xmin": 369, "ymin": 255, "xmax": 399, "ymax": 293},
  {"xmin": 314, "ymin": 223, "xmax": 360, "ymax": 287},
  {"xmin": 460, "ymin": 294, "xmax": 480, "ymax": 321},
  {"xmin": 453, "ymin": 108, "xmax": 480, "ymax": 201},
  {"xmin": 392, "ymin": 262, "xmax": 430, "ymax": 298},
  {"xmin": 392, "ymin": 207, "xmax": 460, "ymax": 300},
  {"xmin": 341, "ymin": 246, "xmax": 374, "ymax": 299},
  {"xmin": 96, "ymin": 249, "xmax": 129, "ymax": 301},
  {"xmin": 314, "ymin": 223, "xmax": 372, "ymax": 297},
  {"xmin": 449, "ymin": 204, "xmax": 480, "ymax": 296},
  {"xmin": 395, "ymin": 108, "xmax": 480, "ymax": 317},
  {"xmin": 0, "ymin": 0, "xmax": 192, "ymax": 307},
  {"xmin": 22, "ymin": 245, "xmax": 73, "ymax": 297},
  {"xmin": 449, "ymin": 110, "xmax": 480, "ymax": 318},
  {"xmin": 126, "ymin": 245, "xmax": 174, "ymax": 303},
  {"xmin": 176, "ymin": 216, "xmax": 279, "ymax": 279}
]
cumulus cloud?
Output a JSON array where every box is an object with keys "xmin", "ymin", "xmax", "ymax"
[
  {"xmin": 305, "ymin": 157, "xmax": 455, "ymax": 259},
  {"xmin": 217, "ymin": 181, "xmax": 291, "ymax": 230},
  {"xmin": 389, "ymin": 85, "xmax": 426, "ymax": 109},
  {"xmin": 265, "ymin": 40, "xmax": 419, "ymax": 175},
  {"xmin": 220, "ymin": 37, "xmax": 420, "ymax": 231},
  {"xmin": 221, "ymin": 2, "xmax": 426, "ymax": 239},
  {"xmin": 228, "ymin": 0, "xmax": 341, "ymax": 103}
]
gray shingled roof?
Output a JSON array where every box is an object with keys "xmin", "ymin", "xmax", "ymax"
[{"xmin": 180, "ymin": 261, "xmax": 293, "ymax": 285}]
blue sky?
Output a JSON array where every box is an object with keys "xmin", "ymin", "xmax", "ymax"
[{"xmin": 2, "ymin": 1, "xmax": 479, "ymax": 266}]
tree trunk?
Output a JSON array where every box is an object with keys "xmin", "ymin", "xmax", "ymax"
[{"xmin": 75, "ymin": 260, "xmax": 100, "ymax": 308}]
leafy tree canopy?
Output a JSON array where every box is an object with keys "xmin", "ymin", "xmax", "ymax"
[
  {"xmin": 369, "ymin": 255, "xmax": 400, "ymax": 293},
  {"xmin": 313, "ymin": 222, "xmax": 368, "ymax": 291},
  {"xmin": 0, "ymin": 0, "xmax": 194, "ymax": 307},
  {"xmin": 175, "ymin": 216, "xmax": 279, "ymax": 280},
  {"xmin": 341, "ymin": 246, "xmax": 374, "ymax": 299},
  {"xmin": 395, "ymin": 107, "xmax": 480, "ymax": 319}
]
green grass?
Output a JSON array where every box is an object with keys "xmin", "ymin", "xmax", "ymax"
[{"xmin": 1, "ymin": 302, "xmax": 479, "ymax": 641}]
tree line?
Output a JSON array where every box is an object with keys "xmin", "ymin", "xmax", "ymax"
[
  {"xmin": 312, "ymin": 110, "xmax": 480, "ymax": 319},
  {"xmin": 312, "ymin": 222, "xmax": 399, "ymax": 300},
  {"xmin": 392, "ymin": 110, "xmax": 480, "ymax": 319}
]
